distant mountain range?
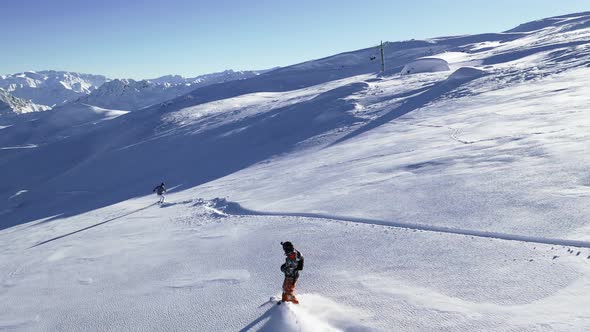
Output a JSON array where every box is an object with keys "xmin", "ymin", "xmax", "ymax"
[
  {"xmin": 75, "ymin": 69, "xmax": 265, "ymax": 111},
  {"xmin": 0, "ymin": 70, "xmax": 107, "ymax": 108},
  {"xmin": 0, "ymin": 88, "xmax": 49, "ymax": 116},
  {"xmin": 0, "ymin": 69, "xmax": 269, "ymax": 115}
]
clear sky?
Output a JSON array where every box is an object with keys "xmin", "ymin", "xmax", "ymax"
[{"xmin": 1, "ymin": 0, "xmax": 588, "ymax": 79}]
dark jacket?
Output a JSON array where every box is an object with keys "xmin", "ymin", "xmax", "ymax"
[
  {"xmin": 153, "ymin": 185, "xmax": 166, "ymax": 195},
  {"xmin": 281, "ymin": 249, "xmax": 304, "ymax": 278}
]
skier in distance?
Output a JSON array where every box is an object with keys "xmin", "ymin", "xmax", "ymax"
[{"xmin": 153, "ymin": 182, "xmax": 166, "ymax": 204}]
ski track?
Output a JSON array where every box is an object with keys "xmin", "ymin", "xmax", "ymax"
[
  {"xmin": 0, "ymin": 144, "xmax": 38, "ymax": 150},
  {"xmin": 221, "ymin": 201, "xmax": 590, "ymax": 249}
]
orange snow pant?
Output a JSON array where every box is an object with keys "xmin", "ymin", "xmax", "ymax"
[{"xmin": 282, "ymin": 276, "xmax": 299, "ymax": 303}]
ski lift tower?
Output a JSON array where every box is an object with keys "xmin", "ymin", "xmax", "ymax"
[{"xmin": 380, "ymin": 40, "xmax": 385, "ymax": 72}]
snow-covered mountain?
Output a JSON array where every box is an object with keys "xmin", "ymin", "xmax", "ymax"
[
  {"xmin": 1, "ymin": 11, "xmax": 590, "ymax": 332},
  {"xmin": 75, "ymin": 69, "xmax": 264, "ymax": 110},
  {"xmin": 0, "ymin": 88, "xmax": 49, "ymax": 116},
  {"xmin": 151, "ymin": 69, "xmax": 266, "ymax": 86},
  {"xmin": 73, "ymin": 78, "xmax": 189, "ymax": 111},
  {"xmin": 0, "ymin": 69, "xmax": 265, "ymax": 112},
  {"xmin": 0, "ymin": 70, "xmax": 108, "ymax": 108}
]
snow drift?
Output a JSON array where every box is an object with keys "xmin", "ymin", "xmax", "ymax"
[
  {"xmin": 447, "ymin": 66, "xmax": 485, "ymax": 81},
  {"xmin": 400, "ymin": 57, "xmax": 450, "ymax": 75}
]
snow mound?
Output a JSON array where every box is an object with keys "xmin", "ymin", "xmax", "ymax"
[
  {"xmin": 447, "ymin": 67, "xmax": 485, "ymax": 81},
  {"xmin": 205, "ymin": 197, "xmax": 245, "ymax": 215},
  {"xmin": 400, "ymin": 57, "xmax": 450, "ymax": 75}
]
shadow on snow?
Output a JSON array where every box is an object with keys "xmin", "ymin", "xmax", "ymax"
[{"xmin": 0, "ymin": 83, "xmax": 367, "ymax": 230}]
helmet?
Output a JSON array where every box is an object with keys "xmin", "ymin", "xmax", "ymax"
[
  {"xmin": 281, "ymin": 241, "xmax": 294, "ymax": 253},
  {"xmin": 161, "ymin": 182, "xmax": 165, "ymax": 186}
]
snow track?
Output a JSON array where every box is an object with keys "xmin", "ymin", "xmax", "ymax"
[{"xmin": 217, "ymin": 200, "xmax": 590, "ymax": 249}]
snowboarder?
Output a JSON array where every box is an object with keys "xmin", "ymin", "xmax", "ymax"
[
  {"xmin": 153, "ymin": 182, "xmax": 166, "ymax": 203},
  {"xmin": 279, "ymin": 241, "xmax": 304, "ymax": 304}
]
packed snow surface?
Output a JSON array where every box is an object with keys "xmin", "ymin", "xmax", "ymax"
[{"xmin": 1, "ymin": 11, "xmax": 590, "ymax": 332}]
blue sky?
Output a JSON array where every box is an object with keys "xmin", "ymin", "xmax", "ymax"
[{"xmin": 1, "ymin": 0, "xmax": 588, "ymax": 79}]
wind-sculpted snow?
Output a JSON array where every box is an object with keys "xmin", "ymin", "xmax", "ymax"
[
  {"xmin": 446, "ymin": 66, "xmax": 485, "ymax": 81},
  {"xmin": 332, "ymin": 66, "xmax": 486, "ymax": 145}
]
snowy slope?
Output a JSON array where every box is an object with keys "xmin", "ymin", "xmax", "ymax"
[
  {"xmin": 0, "ymin": 103, "xmax": 128, "ymax": 150},
  {"xmin": 1, "ymin": 11, "xmax": 590, "ymax": 332},
  {"xmin": 3, "ymin": 196, "xmax": 588, "ymax": 331}
]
